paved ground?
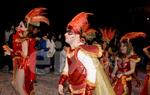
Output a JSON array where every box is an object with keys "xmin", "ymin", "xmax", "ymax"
[
  {"xmin": 0, "ymin": 66, "xmax": 147, "ymax": 95},
  {"xmin": 0, "ymin": 68, "xmax": 60, "ymax": 95}
]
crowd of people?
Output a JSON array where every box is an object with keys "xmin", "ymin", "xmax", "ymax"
[{"xmin": 0, "ymin": 7, "xmax": 150, "ymax": 95}]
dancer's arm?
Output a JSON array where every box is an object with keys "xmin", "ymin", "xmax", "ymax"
[
  {"xmin": 22, "ymin": 40, "xmax": 28, "ymax": 58},
  {"xmin": 143, "ymin": 46, "xmax": 150, "ymax": 59}
]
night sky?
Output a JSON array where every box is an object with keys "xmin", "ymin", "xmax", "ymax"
[
  {"xmin": 0, "ymin": 0, "xmax": 149, "ymax": 31},
  {"xmin": 0, "ymin": 0, "xmax": 150, "ymax": 43}
]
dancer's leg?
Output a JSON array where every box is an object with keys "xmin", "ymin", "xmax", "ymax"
[{"xmin": 16, "ymin": 69, "xmax": 26, "ymax": 95}]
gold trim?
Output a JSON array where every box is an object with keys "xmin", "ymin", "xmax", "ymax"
[
  {"xmin": 86, "ymin": 80, "xmax": 96, "ymax": 88},
  {"xmin": 69, "ymin": 85, "xmax": 86, "ymax": 94},
  {"xmin": 129, "ymin": 57, "xmax": 141, "ymax": 63}
]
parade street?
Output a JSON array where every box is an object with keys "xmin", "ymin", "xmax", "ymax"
[{"xmin": 0, "ymin": 66, "xmax": 147, "ymax": 95}]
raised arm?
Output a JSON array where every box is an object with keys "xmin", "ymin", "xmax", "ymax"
[{"xmin": 143, "ymin": 46, "xmax": 150, "ymax": 59}]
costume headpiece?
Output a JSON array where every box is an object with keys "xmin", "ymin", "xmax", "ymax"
[
  {"xmin": 67, "ymin": 12, "xmax": 93, "ymax": 35},
  {"xmin": 15, "ymin": 7, "xmax": 50, "ymax": 37},
  {"xmin": 99, "ymin": 27, "xmax": 116, "ymax": 44},
  {"xmin": 25, "ymin": 7, "xmax": 50, "ymax": 27},
  {"xmin": 120, "ymin": 32, "xmax": 146, "ymax": 42}
]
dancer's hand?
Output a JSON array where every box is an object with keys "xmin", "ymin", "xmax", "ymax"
[
  {"xmin": 111, "ymin": 73, "xmax": 116, "ymax": 78},
  {"xmin": 117, "ymin": 73, "xmax": 123, "ymax": 78},
  {"xmin": 2, "ymin": 45, "xmax": 13, "ymax": 52},
  {"xmin": 58, "ymin": 84, "xmax": 64, "ymax": 95}
]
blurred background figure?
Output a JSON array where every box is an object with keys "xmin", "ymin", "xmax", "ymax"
[
  {"xmin": 54, "ymin": 33, "xmax": 63, "ymax": 75},
  {"xmin": 59, "ymin": 46, "xmax": 67, "ymax": 73}
]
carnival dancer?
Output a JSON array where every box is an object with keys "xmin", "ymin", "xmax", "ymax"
[
  {"xmin": 58, "ymin": 12, "xmax": 116, "ymax": 95},
  {"xmin": 3, "ymin": 7, "xmax": 49, "ymax": 95},
  {"xmin": 111, "ymin": 32, "xmax": 146, "ymax": 95}
]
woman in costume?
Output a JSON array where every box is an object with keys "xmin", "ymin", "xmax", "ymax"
[
  {"xmin": 111, "ymin": 32, "xmax": 146, "ymax": 95},
  {"xmin": 16, "ymin": 7, "xmax": 49, "ymax": 95},
  {"xmin": 3, "ymin": 7, "xmax": 49, "ymax": 95}
]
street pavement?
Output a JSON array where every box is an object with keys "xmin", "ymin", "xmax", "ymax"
[{"xmin": 0, "ymin": 66, "xmax": 147, "ymax": 95}]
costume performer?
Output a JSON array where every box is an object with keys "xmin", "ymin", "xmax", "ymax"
[
  {"xmin": 3, "ymin": 7, "xmax": 49, "ymax": 95},
  {"xmin": 58, "ymin": 12, "xmax": 116, "ymax": 95},
  {"xmin": 111, "ymin": 32, "xmax": 146, "ymax": 95}
]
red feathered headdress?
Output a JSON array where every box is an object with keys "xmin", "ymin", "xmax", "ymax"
[
  {"xmin": 67, "ymin": 12, "xmax": 93, "ymax": 34},
  {"xmin": 99, "ymin": 27, "xmax": 117, "ymax": 43},
  {"xmin": 120, "ymin": 32, "xmax": 146, "ymax": 42},
  {"xmin": 25, "ymin": 7, "xmax": 50, "ymax": 26}
]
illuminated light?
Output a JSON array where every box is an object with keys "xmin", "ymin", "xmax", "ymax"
[{"xmin": 146, "ymin": 17, "xmax": 150, "ymax": 20}]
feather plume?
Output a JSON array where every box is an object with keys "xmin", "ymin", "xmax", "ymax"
[
  {"xmin": 67, "ymin": 12, "xmax": 93, "ymax": 34},
  {"xmin": 31, "ymin": 16, "xmax": 50, "ymax": 25},
  {"xmin": 25, "ymin": 7, "xmax": 46, "ymax": 18},
  {"xmin": 25, "ymin": 7, "xmax": 49, "ymax": 26},
  {"xmin": 99, "ymin": 27, "xmax": 116, "ymax": 42},
  {"xmin": 108, "ymin": 27, "xmax": 116, "ymax": 40},
  {"xmin": 120, "ymin": 32, "xmax": 146, "ymax": 42}
]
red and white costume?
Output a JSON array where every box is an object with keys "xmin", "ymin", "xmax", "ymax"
[
  {"xmin": 58, "ymin": 12, "xmax": 116, "ymax": 95},
  {"xmin": 4, "ymin": 7, "xmax": 50, "ymax": 95}
]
